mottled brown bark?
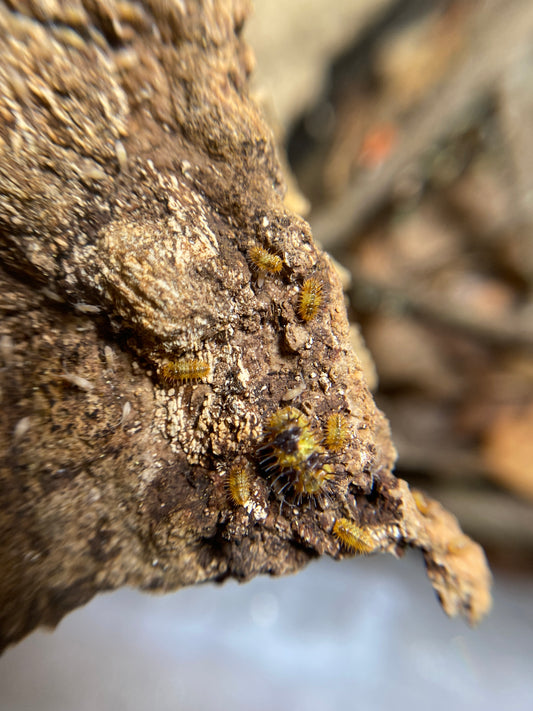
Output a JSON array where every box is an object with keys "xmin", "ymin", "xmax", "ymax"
[{"xmin": 0, "ymin": 0, "xmax": 491, "ymax": 653}]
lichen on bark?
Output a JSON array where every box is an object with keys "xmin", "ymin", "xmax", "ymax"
[{"xmin": 0, "ymin": 0, "xmax": 491, "ymax": 653}]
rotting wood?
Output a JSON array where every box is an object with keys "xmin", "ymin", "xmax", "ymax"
[{"xmin": 0, "ymin": 0, "xmax": 491, "ymax": 654}]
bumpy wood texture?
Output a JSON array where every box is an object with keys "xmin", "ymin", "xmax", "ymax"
[{"xmin": 0, "ymin": 0, "xmax": 491, "ymax": 653}]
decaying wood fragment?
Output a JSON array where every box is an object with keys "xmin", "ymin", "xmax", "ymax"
[{"xmin": 0, "ymin": 0, "xmax": 491, "ymax": 653}]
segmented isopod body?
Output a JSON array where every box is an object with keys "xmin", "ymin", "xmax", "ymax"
[
  {"xmin": 298, "ymin": 277, "xmax": 323, "ymax": 321},
  {"xmin": 292, "ymin": 464, "xmax": 334, "ymax": 497},
  {"xmin": 325, "ymin": 413, "xmax": 350, "ymax": 452},
  {"xmin": 248, "ymin": 245, "xmax": 283, "ymax": 275},
  {"xmin": 227, "ymin": 465, "xmax": 252, "ymax": 507},
  {"xmin": 333, "ymin": 518, "xmax": 375, "ymax": 554},
  {"xmin": 262, "ymin": 406, "xmax": 323, "ymax": 473},
  {"xmin": 259, "ymin": 406, "xmax": 334, "ymax": 502},
  {"xmin": 160, "ymin": 358, "xmax": 210, "ymax": 384}
]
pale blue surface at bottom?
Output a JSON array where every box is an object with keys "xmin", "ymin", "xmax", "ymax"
[{"xmin": 0, "ymin": 552, "xmax": 532, "ymax": 711}]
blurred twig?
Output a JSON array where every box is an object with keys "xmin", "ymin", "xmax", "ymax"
[
  {"xmin": 425, "ymin": 486, "xmax": 533, "ymax": 551},
  {"xmin": 311, "ymin": 0, "xmax": 533, "ymax": 248},
  {"xmin": 351, "ymin": 270, "xmax": 533, "ymax": 349}
]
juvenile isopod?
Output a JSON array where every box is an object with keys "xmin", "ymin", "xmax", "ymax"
[
  {"xmin": 325, "ymin": 413, "xmax": 350, "ymax": 452},
  {"xmin": 248, "ymin": 245, "xmax": 283, "ymax": 275},
  {"xmin": 160, "ymin": 358, "xmax": 210, "ymax": 384},
  {"xmin": 298, "ymin": 277, "xmax": 324, "ymax": 321},
  {"xmin": 292, "ymin": 464, "xmax": 335, "ymax": 498},
  {"xmin": 226, "ymin": 465, "xmax": 252, "ymax": 507},
  {"xmin": 333, "ymin": 518, "xmax": 375, "ymax": 554}
]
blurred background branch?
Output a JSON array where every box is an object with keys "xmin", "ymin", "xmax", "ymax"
[{"xmin": 249, "ymin": 0, "xmax": 533, "ymax": 568}]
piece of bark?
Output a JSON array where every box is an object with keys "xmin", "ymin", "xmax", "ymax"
[{"xmin": 0, "ymin": 0, "xmax": 491, "ymax": 653}]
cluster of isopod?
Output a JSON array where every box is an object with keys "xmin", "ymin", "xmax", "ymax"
[
  {"xmin": 247, "ymin": 245, "xmax": 325, "ymax": 323},
  {"xmin": 256, "ymin": 407, "xmax": 353, "ymax": 505},
  {"xmin": 157, "ymin": 242, "xmax": 373, "ymax": 555},
  {"xmin": 255, "ymin": 407, "xmax": 376, "ymax": 555},
  {"xmin": 225, "ymin": 460, "xmax": 373, "ymax": 556},
  {"xmin": 157, "ymin": 248, "xmax": 325, "ymax": 389},
  {"xmin": 224, "ymin": 409, "xmax": 351, "ymax": 506},
  {"xmin": 158, "ymin": 244, "xmax": 326, "ymax": 389}
]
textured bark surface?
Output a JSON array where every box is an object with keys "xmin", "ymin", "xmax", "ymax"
[{"xmin": 0, "ymin": 0, "xmax": 491, "ymax": 653}]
